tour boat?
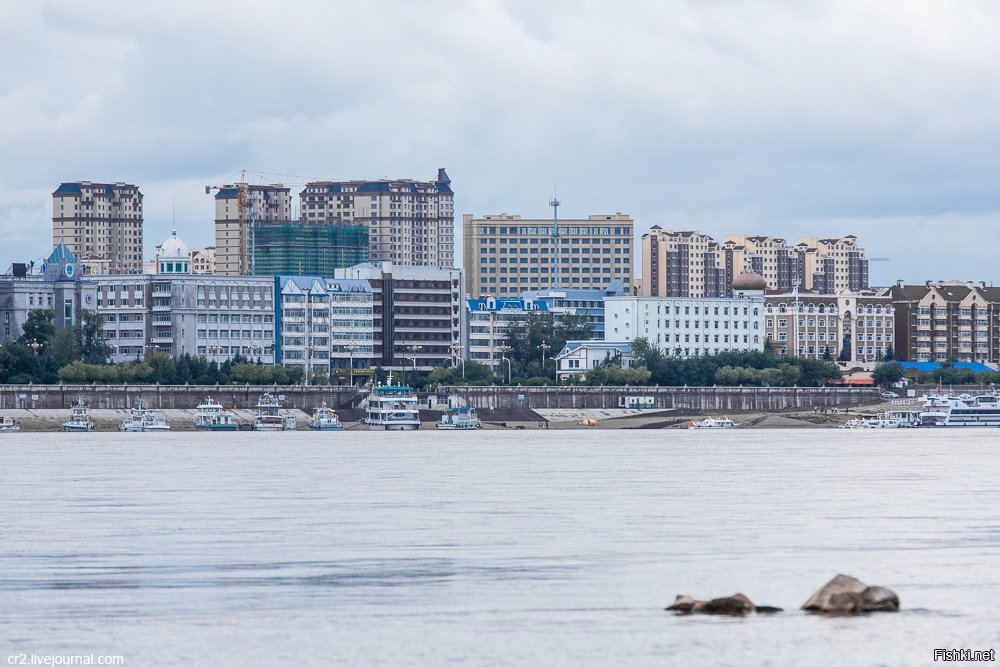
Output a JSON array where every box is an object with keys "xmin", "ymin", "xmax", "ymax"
[
  {"xmin": 63, "ymin": 401, "xmax": 95, "ymax": 432},
  {"xmin": 307, "ymin": 403, "xmax": 342, "ymax": 431},
  {"xmin": 363, "ymin": 375, "xmax": 421, "ymax": 431},
  {"xmin": 688, "ymin": 416, "xmax": 738, "ymax": 429},
  {"xmin": 918, "ymin": 392, "xmax": 1000, "ymax": 427},
  {"xmin": 119, "ymin": 399, "xmax": 171, "ymax": 432},
  {"xmin": 0, "ymin": 416, "xmax": 21, "ymax": 432},
  {"xmin": 436, "ymin": 406, "xmax": 482, "ymax": 430},
  {"xmin": 839, "ymin": 411, "xmax": 919, "ymax": 429},
  {"xmin": 193, "ymin": 398, "xmax": 238, "ymax": 431},
  {"xmin": 252, "ymin": 393, "xmax": 297, "ymax": 431}
]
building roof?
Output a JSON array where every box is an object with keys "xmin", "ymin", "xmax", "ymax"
[
  {"xmin": 897, "ymin": 361, "xmax": 994, "ymax": 373},
  {"xmin": 733, "ymin": 272, "xmax": 767, "ymax": 291},
  {"xmin": 158, "ymin": 230, "xmax": 189, "ymax": 259},
  {"xmin": 555, "ymin": 340, "xmax": 633, "ymax": 359},
  {"xmin": 46, "ymin": 243, "xmax": 77, "ymax": 265},
  {"xmin": 53, "ymin": 183, "xmax": 82, "ymax": 195}
]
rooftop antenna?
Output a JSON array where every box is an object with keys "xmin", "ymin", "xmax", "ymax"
[
  {"xmin": 171, "ymin": 198, "xmax": 176, "ymax": 235},
  {"xmin": 550, "ymin": 188, "xmax": 560, "ymax": 290}
]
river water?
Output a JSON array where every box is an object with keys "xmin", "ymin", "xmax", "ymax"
[{"xmin": 1, "ymin": 430, "xmax": 998, "ymax": 666}]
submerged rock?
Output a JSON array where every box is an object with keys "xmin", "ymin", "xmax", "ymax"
[
  {"xmin": 666, "ymin": 593, "xmax": 782, "ymax": 616},
  {"xmin": 802, "ymin": 574, "xmax": 899, "ymax": 614}
]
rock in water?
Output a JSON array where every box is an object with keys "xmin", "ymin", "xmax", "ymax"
[
  {"xmin": 802, "ymin": 575, "xmax": 899, "ymax": 613},
  {"xmin": 666, "ymin": 593, "xmax": 782, "ymax": 615}
]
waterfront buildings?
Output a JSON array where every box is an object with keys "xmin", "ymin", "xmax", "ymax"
[
  {"xmin": 605, "ymin": 273, "xmax": 766, "ymax": 357},
  {"xmin": 554, "ymin": 341, "xmax": 636, "ymax": 380},
  {"xmin": 465, "ymin": 296, "xmax": 548, "ymax": 371},
  {"xmin": 640, "ymin": 229, "xmax": 869, "ymax": 297},
  {"xmin": 299, "ymin": 169, "xmax": 454, "ymax": 267},
  {"xmin": 885, "ymin": 280, "xmax": 1000, "ymax": 364},
  {"xmin": 212, "ymin": 183, "xmax": 293, "ymax": 275},
  {"xmin": 521, "ymin": 280, "xmax": 627, "ymax": 340},
  {"xmin": 762, "ymin": 289, "xmax": 893, "ymax": 363},
  {"xmin": 147, "ymin": 242, "xmax": 215, "ymax": 275},
  {"xmin": 274, "ymin": 275, "xmax": 374, "ymax": 382},
  {"xmin": 462, "ymin": 213, "xmax": 634, "ymax": 297},
  {"xmin": 334, "ymin": 262, "xmax": 463, "ymax": 372},
  {"xmin": 253, "ymin": 222, "xmax": 368, "ymax": 277},
  {"xmin": 52, "ymin": 182, "xmax": 144, "ymax": 274}
]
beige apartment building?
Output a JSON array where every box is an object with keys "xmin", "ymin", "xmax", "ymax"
[
  {"xmin": 299, "ymin": 169, "xmax": 454, "ymax": 267},
  {"xmin": 763, "ymin": 290, "xmax": 893, "ymax": 363},
  {"xmin": 52, "ymin": 182, "xmax": 144, "ymax": 274},
  {"xmin": 640, "ymin": 229, "xmax": 869, "ymax": 297},
  {"xmin": 212, "ymin": 184, "xmax": 292, "ymax": 276},
  {"xmin": 462, "ymin": 213, "xmax": 634, "ymax": 297}
]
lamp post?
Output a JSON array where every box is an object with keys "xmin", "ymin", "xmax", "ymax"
[
  {"xmin": 250, "ymin": 343, "xmax": 262, "ymax": 363},
  {"xmin": 408, "ymin": 343, "xmax": 422, "ymax": 373},
  {"xmin": 539, "ymin": 340, "xmax": 551, "ymax": 379},
  {"xmin": 451, "ymin": 342, "xmax": 465, "ymax": 379},
  {"xmin": 28, "ymin": 338, "xmax": 42, "ymax": 356},
  {"xmin": 346, "ymin": 342, "xmax": 356, "ymax": 387},
  {"xmin": 498, "ymin": 345, "xmax": 512, "ymax": 385},
  {"xmin": 306, "ymin": 343, "xmax": 314, "ymax": 386}
]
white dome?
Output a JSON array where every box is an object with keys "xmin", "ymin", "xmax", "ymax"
[{"xmin": 159, "ymin": 231, "xmax": 189, "ymax": 259}]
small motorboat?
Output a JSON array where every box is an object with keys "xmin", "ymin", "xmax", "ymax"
[
  {"xmin": 63, "ymin": 400, "xmax": 95, "ymax": 432},
  {"xmin": 308, "ymin": 403, "xmax": 343, "ymax": 431},
  {"xmin": 0, "ymin": 416, "xmax": 21, "ymax": 432},
  {"xmin": 688, "ymin": 416, "xmax": 738, "ymax": 429},
  {"xmin": 436, "ymin": 406, "xmax": 482, "ymax": 430}
]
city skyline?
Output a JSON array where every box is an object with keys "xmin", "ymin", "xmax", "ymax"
[{"xmin": 4, "ymin": 2, "xmax": 1000, "ymax": 285}]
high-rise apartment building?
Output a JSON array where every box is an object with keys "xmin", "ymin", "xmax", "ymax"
[
  {"xmin": 299, "ymin": 169, "xmax": 454, "ymax": 267},
  {"xmin": 640, "ymin": 229, "xmax": 869, "ymax": 297},
  {"xmin": 52, "ymin": 182, "xmax": 144, "ymax": 274},
  {"xmin": 462, "ymin": 213, "xmax": 634, "ymax": 297},
  {"xmin": 253, "ymin": 222, "xmax": 368, "ymax": 276},
  {"xmin": 212, "ymin": 183, "xmax": 292, "ymax": 275}
]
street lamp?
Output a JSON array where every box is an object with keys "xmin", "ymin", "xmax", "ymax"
[
  {"xmin": 28, "ymin": 338, "xmax": 42, "ymax": 356},
  {"xmin": 407, "ymin": 343, "xmax": 422, "ymax": 374},
  {"xmin": 305, "ymin": 343, "xmax": 314, "ymax": 386},
  {"xmin": 498, "ymin": 344, "xmax": 512, "ymax": 385},
  {"xmin": 346, "ymin": 342, "xmax": 356, "ymax": 387},
  {"xmin": 451, "ymin": 342, "xmax": 465, "ymax": 379},
  {"xmin": 539, "ymin": 340, "xmax": 551, "ymax": 379},
  {"xmin": 250, "ymin": 343, "xmax": 262, "ymax": 363}
]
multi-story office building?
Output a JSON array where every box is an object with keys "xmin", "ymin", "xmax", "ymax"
[
  {"xmin": 52, "ymin": 182, "xmax": 144, "ymax": 274},
  {"xmin": 465, "ymin": 296, "xmax": 548, "ymax": 371},
  {"xmin": 641, "ymin": 229, "xmax": 869, "ymax": 297},
  {"xmin": 92, "ymin": 232, "xmax": 275, "ymax": 363},
  {"xmin": 763, "ymin": 290, "xmax": 893, "ymax": 363},
  {"xmin": 254, "ymin": 222, "xmax": 368, "ymax": 276},
  {"xmin": 521, "ymin": 279, "xmax": 628, "ymax": 339},
  {"xmin": 462, "ymin": 213, "xmax": 634, "ymax": 297},
  {"xmin": 190, "ymin": 247, "xmax": 215, "ymax": 274},
  {"xmin": 335, "ymin": 262, "xmax": 463, "ymax": 371},
  {"xmin": 605, "ymin": 273, "xmax": 766, "ymax": 357},
  {"xmin": 299, "ymin": 169, "xmax": 454, "ymax": 267},
  {"xmin": 212, "ymin": 183, "xmax": 292, "ymax": 275},
  {"xmin": 885, "ymin": 280, "xmax": 1000, "ymax": 364},
  {"xmin": 273, "ymin": 275, "xmax": 375, "ymax": 382}
]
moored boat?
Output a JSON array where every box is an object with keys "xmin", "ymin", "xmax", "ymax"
[
  {"xmin": 0, "ymin": 415, "xmax": 21, "ymax": 432},
  {"xmin": 119, "ymin": 399, "xmax": 171, "ymax": 432},
  {"xmin": 363, "ymin": 375, "xmax": 421, "ymax": 431},
  {"xmin": 918, "ymin": 392, "xmax": 1000, "ymax": 427},
  {"xmin": 436, "ymin": 406, "xmax": 482, "ymax": 430},
  {"xmin": 688, "ymin": 416, "xmax": 738, "ymax": 429},
  {"xmin": 252, "ymin": 393, "xmax": 297, "ymax": 431},
  {"xmin": 308, "ymin": 403, "xmax": 342, "ymax": 431},
  {"xmin": 63, "ymin": 400, "xmax": 95, "ymax": 432},
  {"xmin": 193, "ymin": 398, "xmax": 238, "ymax": 431}
]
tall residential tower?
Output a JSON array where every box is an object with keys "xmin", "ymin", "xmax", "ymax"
[{"xmin": 52, "ymin": 182, "xmax": 144, "ymax": 274}]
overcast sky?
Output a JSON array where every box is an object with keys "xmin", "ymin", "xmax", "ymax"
[{"xmin": 3, "ymin": 0, "xmax": 1000, "ymax": 286}]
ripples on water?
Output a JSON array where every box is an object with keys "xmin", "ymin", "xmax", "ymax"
[{"xmin": 1, "ymin": 430, "xmax": 999, "ymax": 665}]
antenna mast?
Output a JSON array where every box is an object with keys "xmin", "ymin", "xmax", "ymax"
[{"xmin": 549, "ymin": 191, "xmax": 560, "ymax": 290}]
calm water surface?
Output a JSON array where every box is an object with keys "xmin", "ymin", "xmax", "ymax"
[{"xmin": 1, "ymin": 430, "xmax": 999, "ymax": 666}]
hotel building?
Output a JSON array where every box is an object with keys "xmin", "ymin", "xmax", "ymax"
[{"xmin": 462, "ymin": 213, "xmax": 634, "ymax": 297}]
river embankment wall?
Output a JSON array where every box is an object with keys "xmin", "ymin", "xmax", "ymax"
[{"xmin": 0, "ymin": 384, "xmax": 877, "ymax": 413}]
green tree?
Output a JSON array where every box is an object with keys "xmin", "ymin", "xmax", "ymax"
[
  {"xmin": 76, "ymin": 311, "xmax": 112, "ymax": 364},
  {"xmin": 19, "ymin": 309, "xmax": 54, "ymax": 349},
  {"xmin": 872, "ymin": 362, "xmax": 904, "ymax": 387}
]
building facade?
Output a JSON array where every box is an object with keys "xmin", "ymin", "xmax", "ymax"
[
  {"xmin": 886, "ymin": 280, "xmax": 1000, "ymax": 364},
  {"xmin": 52, "ymin": 182, "xmax": 144, "ymax": 274},
  {"xmin": 605, "ymin": 274, "xmax": 766, "ymax": 357},
  {"xmin": 335, "ymin": 262, "xmax": 463, "ymax": 372},
  {"xmin": 213, "ymin": 183, "xmax": 292, "ymax": 275},
  {"xmin": 299, "ymin": 169, "xmax": 454, "ymax": 267},
  {"xmin": 521, "ymin": 280, "xmax": 627, "ymax": 340},
  {"xmin": 462, "ymin": 213, "xmax": 634, "ymax": 297},
  {"xmin": 640, "ymin": 229, "xmax": 869, "ymax": 297},
  {"xmin": 555, "ymin": 341, "xmax": 635, "ymax": 380},
  {"xmin": 465, "ymin": 296, "xmax": 548, "ymax": 371},
  {"xmin": 763, "ymin": 290, "xmax": 893, "ymax": 363},
  {"xmin": 274, "ymin": 275, "xmax": 375, "ymax": 382},
  {"xmin": 254, "ymin": 222, "xmax": 368, "ymax": 276}
]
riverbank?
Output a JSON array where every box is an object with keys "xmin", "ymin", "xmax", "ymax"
[{"xmin": 0, "ymin": 401, "xmax": 893, "ymax": 432}]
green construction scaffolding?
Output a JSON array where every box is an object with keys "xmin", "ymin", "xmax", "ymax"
[{"xmin": 253, "ymin": 222, "xmax": 369, "ymax": 276}]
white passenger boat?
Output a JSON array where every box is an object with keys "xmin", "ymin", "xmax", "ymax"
[
  {"xmin": 307, "ymin": 403, "xmax": 342, "ymax": 431},
  {"xmin": 688, "ymin": 416, "xmax": 738, "ymax": 429},
  {"xmin": 363, "ymin": 376, "xmax": 421, "ymax": 431},
  {"xmin": 63, "ymin": 401, "xmax": 95, "ymax": 432},
  {"xmin": 436, "ymin": 406, "xmax": 482, "ymax": 430},
  {"xmin": 252, "ymin": 393, "xmax": 297, "ymax": 431},
  {"xmin": 193, "ymin": 398, "xmax": 238, "ymax": 431},
  {"xmin": 119, "ymin": 399, "xmax": 171, "ymax": 432},
  {"xmin": 919, "ymin": 392, "xmax": 1000, "ymax": 427},
  {"xmin": 839, "ymin": 411, "xmax": 919, "ymax": 429},
  {"xmin": 0, "ymin": 416, "xmax": 21, "ymax": 432}
]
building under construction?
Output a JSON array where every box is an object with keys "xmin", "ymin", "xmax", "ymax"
[{"xmin": 252, "ymin": 221, "xmax": 369, "ymax": 277}]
